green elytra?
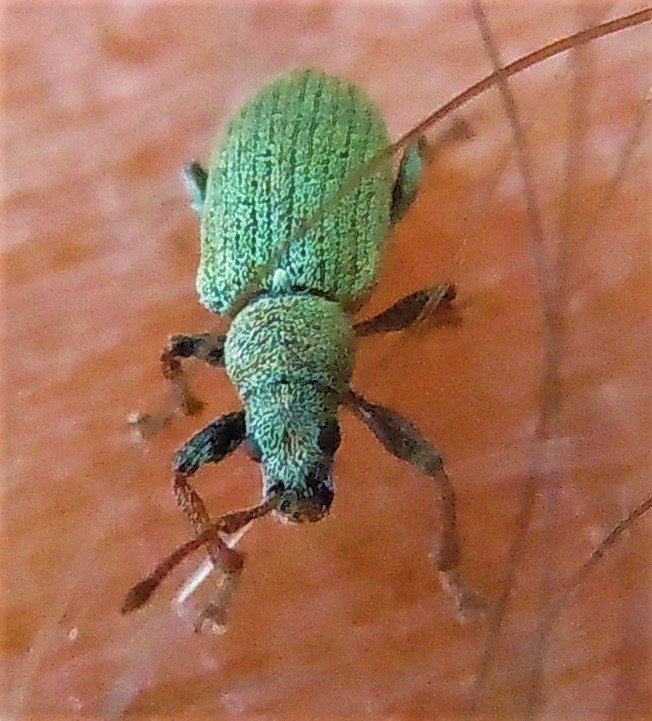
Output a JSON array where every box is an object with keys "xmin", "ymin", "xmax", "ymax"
[
  {"xmin": 125, "ymin": 68, "xmax": 470, "ymax": 632},
  {"xmin": 197, "ymin": 69, "xmax": 393, "ymax": 314}
]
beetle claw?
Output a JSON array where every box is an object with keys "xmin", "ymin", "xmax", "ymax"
[
  {"xmin": 193, "ymin": 603, "xmax": 228, "ymax": 635},
  {"xmin": 179, "ymin": 392, "xmax": 206, "ymax": 417}
]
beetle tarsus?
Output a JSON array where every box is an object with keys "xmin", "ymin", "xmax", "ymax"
[
  {"xmin": 192, "ymin": 564, "xmax": 243, "ymax": 634},
  {"xmin": 160, "ymin": 332, "xmax": 227, "ymax": 419}
]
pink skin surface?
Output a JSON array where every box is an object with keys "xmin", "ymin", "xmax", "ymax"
[{"xmin": 4, "ymin": 2, "xmax": 650, "ymax": 718}]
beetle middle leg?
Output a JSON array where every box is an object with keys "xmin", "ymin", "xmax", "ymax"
[
  {"xmin": 345, "ymin": 390, "xmax": 483, "ymax": 620},
  {"xmin": 129, "ymin": 332, "xmax": 227, "ymax": 440},
  {"xmin": 172, "ymin": 410, "xmax": 247, "ymax": 631},
  {"xmin": 353, "ymin": 282, "xmax": 460, "ymax": 337},
  {"xmin": 122, "ymin": 493, "xmax": 278, "ymax": 627},
  {"xmin": 391, "ymin": 136, "xmax": 428, "ymax": 225}
]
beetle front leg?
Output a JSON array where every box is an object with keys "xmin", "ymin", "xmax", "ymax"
[
  {"xmin": 353, "ymin": 283, "xmax": 460, "ymax": 337},
  {"xmin": 122, "ymin": 495, "xmax": 278, "ymax": 629},
  {"xmin": 173, "ymin": 410, "xmax": 247, "ymax": 632},
  {"xmin": 345, "ymin": 390, "xmax": 483, "ymax": 620}
]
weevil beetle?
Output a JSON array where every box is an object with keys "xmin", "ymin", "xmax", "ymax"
[
  {"xmin": 123, "ymin": 68, "xmax": 475, "ymax": 632},
  {"xmin": 122, "ymin": 9, "xmax": 651, "ymax": 634}
]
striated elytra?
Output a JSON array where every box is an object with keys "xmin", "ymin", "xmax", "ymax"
[{"xmin": 198, "ymin": 69, "xmax": 394, "ymax": 315}]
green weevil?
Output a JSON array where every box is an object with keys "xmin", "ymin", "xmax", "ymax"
[
  {"xmin": 122, "ymin": 68, "xmax": 473, "ymax": 632},
  {"xmin": 121, "ymin": 9, "xmax": 649, "ymax": 634}
]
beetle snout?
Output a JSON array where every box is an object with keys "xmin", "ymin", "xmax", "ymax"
[
  {"xmin": 273, "ymin": 468, "xmax": 334, "ymax": 523},
  {"xmin": 276, "ymin": 491, "xmax": 331, "ymax": 523}
]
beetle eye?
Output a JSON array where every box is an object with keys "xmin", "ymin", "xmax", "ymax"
[
  {"xmin": 318, "ymin": 420, "xmax": 341, "ymax": 456},
  {"xmin": 243, "ymin": 435, "xmax": 263, "ymax": 463}
]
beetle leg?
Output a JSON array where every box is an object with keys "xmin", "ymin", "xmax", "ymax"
[
  {"xmin": 122, "ymin": 494, "xmax": 278, "ymax": 628},
  {"xmin": 128, "ymin": 333, "xmax": 227, "ymax": 441},
  {"xmin": 353, "ymin": 283, "xmax": 460, "ymax": 337},
  {"xmin": 391, "ymin": 117, "xmax": 474, "ymax": 226},
  {"xmin": 173, "ymin": 411, "xmax": 246, "ymax": 533},
  {"xmin": 391, "ymin": 136, "xmax": 427, "ymax": 225},
  {"xmin": 345, "ymin": 390, "xmax": 483, "ymax": 621},
  {"xmin": 160, "ymin": 332, "xmax": 226, "ymax": 417},
  {"xmin": 172, "ymin": 411, "xmax": 247, "ymax": 631},
  {"xmin": 183, "ymin": 161, "xmax": 208, "ymax": 215}
]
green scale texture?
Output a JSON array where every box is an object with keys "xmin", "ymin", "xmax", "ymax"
[
  {"xmin": 225, "ymin": 294, "xmax": 354, "ymax": 394},
  {"xmin": 225, "ymin": 294, "xmax": 354, "ymax": 492},
  {"xmin": 197, "ymin": 68, "xmax": 393, "ymax": 315}
]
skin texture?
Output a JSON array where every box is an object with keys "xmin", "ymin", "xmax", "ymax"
[{"xmin": 4, "ymin": 2, "xmax": 650, "ymax": 719}]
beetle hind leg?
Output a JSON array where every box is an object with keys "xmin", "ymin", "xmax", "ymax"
[
  {"xmin": 391, "ymin": 116, "xmax": 474, "ymax": 225},
  {"xmin": 353, "ymin": 282, "xmax": 460, "ymax": 337},
  {"xmin": 183, "ymin": 161, "xmax": 208, "ymax": 215},
  {"xmin": 391, "ymin": 136, "xmax": 427, "ymax": 225},
  {"xmin": 129, "ymin": 332, "xmax": 226, "ymax": 441}
]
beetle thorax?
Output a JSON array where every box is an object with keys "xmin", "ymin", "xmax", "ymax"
[{"xmin": 224, "ymin": 294, "xmax": 355, "ymax": 397}]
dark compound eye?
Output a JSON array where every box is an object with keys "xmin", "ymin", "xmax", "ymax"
[
  {"xmin": 243, "ymin": 434, "xmax": 263, "ymax": 463},
  {"xmin": 318, "ymin": 420, "xmax": 341, "ymax": 456}
]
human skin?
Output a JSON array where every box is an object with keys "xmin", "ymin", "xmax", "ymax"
[{"xmin": 4, "ymin": 2, "xmax": 650, "ymax": 718}]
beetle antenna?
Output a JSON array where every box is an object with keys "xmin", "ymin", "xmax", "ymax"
[{"xmin": 121, "ymin": 494, "xmax": 279, "ymax": 614}]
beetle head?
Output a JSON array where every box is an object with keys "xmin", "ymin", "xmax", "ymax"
[
  {"xmin": 273, "ymin": 462, "xmax": 334, "ymax": 523},
  {"xmin": 243, "ymin": 401, "xmax": 342, "ymax": 524}
]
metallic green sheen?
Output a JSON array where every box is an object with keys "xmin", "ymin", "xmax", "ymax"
[
  {"xmin": 224, "ymin": 294, "xmax": 354, "ymax": 494},
  {"xmin": 197, "ymin": 68, "xmax": 393, "ymax": 315},
  {"xmin": 224, "ymin": 294, "xmax": 354, "ymax": 394}
]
